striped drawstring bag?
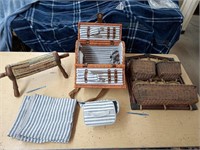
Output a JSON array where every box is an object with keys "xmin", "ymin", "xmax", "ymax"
[
  {"xmin": 80, "ymin": 100, "xmax": 119, "ymax": 126},
  {"xmin": 8, "ymin": 94, "xmax": 77, "ymax": 143}
]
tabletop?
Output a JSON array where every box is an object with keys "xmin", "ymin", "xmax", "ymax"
[{"xmin": 0, "ymin": 52, "xmax": 199, "ymax": 149}]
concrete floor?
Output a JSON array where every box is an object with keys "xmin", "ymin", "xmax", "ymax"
[{"xmin": 170, "ymin": 15, "xmax": 199, "ymax": 93}]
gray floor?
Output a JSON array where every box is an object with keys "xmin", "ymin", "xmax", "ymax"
[{"xmin": 170, "ymin": 15, "xmax": 199, "ymax": 93}]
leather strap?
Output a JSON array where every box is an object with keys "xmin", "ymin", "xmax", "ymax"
[
  {"xmin": 69, "ymin": 88, "xmax": 108, "ymax": 133},
  {"xmin": 87, "ymin": 27, "xmax": 90, "ymax": 38},
  {"xmin": 69, "ymin": 88, "xmax": 81, "ymax": 99},
  {"xmin": 113, "ymin": 27, "xmax": 116, "ymax": 39},
  {"xmin": 84, "ymin": 69, "xmax": 88, "ymax": 83},
  {"xmin": 114, "ymin": 69, "xmax": 118, "ymax": 83},
  {"xmin": 86, "ymin": 88, "xmax": 108, "ymax": 102},
  {"xmin": 69, "ymin": 88, "xmax": 108, "ymax": 102},
  {"xmin": 107, "ymin": 27, "xmax": 110, "ymax": 39},
  {"xmin": 108, "ymin": 69, "xmax": 111, "ymax": 83}
]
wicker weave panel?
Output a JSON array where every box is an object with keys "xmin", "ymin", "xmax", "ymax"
[
  {"xmin": 130, "ymin": 59, "xmax": 156, "ymax": 80},
  {"xmin": 157, "ymin": 62, "xmax": 181, "ymax": 81},
  {"xmin": 133, "ymin": 83, "xmax": 198, "ymax": 105},
  {"xmin": 11, "ymin": 54, "xmax": 57, "ymax": 79}
]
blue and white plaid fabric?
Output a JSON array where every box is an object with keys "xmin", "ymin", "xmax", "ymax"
[
  {"xmin": 8, "ymin": 94, "xmax": 77, "ymax": 143},
  {"xmin": 0, "ymin": 0, "xmax": 38, "ymax": 51},
  {"xmin": 10, "ymin": 0, "xmax": 183, "ymax": 53}
]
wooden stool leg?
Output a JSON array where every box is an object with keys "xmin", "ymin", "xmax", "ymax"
[
  {"xmin": 6, "ymin": 65, "xmax": 20, "ymax": 97},
  {"xmin": 57, "ymin": 64, "xmax": 68, "ymax": 78},
  {"xmin": 12, "ymin": 79, "xmax": 20, "ymax": 97},
  {"xmin": 52, "ymin": 52, "xmax": 69, "ymax": 78}
]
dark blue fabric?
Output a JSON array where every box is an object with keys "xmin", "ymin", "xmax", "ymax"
[
  {"xmin": 120, "ymin": 0, "xmax": 183, "ymax": 53},
  {"xmin": 11, "ymin": 0, "xmax": 183, "ymax": 53},
  {"xmin": 0, "ymin": 0, "xmax": 39, "ymax": 51}
]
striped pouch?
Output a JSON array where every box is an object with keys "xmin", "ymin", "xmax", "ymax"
[{"xmin": 80, "ymin": 100, "xmax": 119, "ymax": 126}]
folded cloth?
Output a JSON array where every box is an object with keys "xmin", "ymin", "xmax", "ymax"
[{"xmin": 8, "ymin": 94, "xmax": 77, "ymax": 143}]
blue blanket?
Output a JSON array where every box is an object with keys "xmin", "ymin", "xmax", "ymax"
[
  {"xmin": 0, "ymin": 0, "xmax": 39, "ymax": 51},
  {"xmin": 1, "ymin": 0, "xmax": 183, "ymax": 53}
]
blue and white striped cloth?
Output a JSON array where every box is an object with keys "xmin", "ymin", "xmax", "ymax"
[
  {"xmin": 8, "ymin": 94, "xmax": 77, "ymax": 143},
  {"xmin": 9, "ymin": 0, "xmax": 183, "ymax": 53},
  {"xmin": 80, "ymin": 100, "xmax": 119, "ymax": 126}
]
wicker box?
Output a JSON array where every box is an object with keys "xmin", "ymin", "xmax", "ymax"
[
  {"xmin": 74, "ymin": 15, "xmax": 126, "ymax": 88},
  {"xmin": 157, "ymin": 61, "xmax": 181, "ymax": 81},
  {"xmin": 130, "ymin": 59, "xmax": 156, "ymax": 81},
  {"xmin": 133, "ymin": 83, "xmax": 198, "ymax": 105}
]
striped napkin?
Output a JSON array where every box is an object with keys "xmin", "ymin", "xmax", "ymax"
[{"xmin": 8, "ymin": 94, "xmax": 77, "ymax": 143}]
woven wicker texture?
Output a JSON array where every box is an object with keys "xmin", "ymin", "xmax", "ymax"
[
  {"xmin": 157, "ymin": 61, "xmax": 181, "ymax": 81},
  {"xmin": 11, "ymin": 54, "xmax": 57, "ymax": 79},
  {"xmin": 133, "ymin": 83, "xmax": 198, "ymax": 105},
  {"xmin": 130, "ymin": 59, "xmax": 156, "ymax": 80}
]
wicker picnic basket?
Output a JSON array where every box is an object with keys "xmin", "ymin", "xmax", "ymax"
[
  {"xmin": 156, "ymin": 61, "xmax": 181, "ymax": 81},
  {"xmin": 130, "ymin": 59, "xmax": 156, "ymax": 81},
  {"xmin": 74, "ymin": 14, "xmax": 126, "ymax": 88},
  {"xmin": 132, "ymin": 83, "xmax": 198, "ymax": 106}
]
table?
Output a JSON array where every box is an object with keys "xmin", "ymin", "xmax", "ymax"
[{"xmin": 0, "ymin": 52, "xmax": 199, "ymax": 149}]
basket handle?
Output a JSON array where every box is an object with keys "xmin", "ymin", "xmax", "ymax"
[{"xmin": 97, "ymin": 13, "xmax": 103, "ymax": 23}]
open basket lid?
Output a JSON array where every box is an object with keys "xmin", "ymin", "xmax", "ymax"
[{"xmin": 78, "ymin": 13, "xmax": 122, "ymax": 45}]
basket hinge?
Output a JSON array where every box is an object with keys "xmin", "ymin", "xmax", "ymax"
[
  {"xmin": 83, "ymin": 63, "xmax": 88, "ymax": 67},
  {"xmin": 110, "ymin": 41, "xmax": 114, "ymax": 45},
  {"xmin": 111, "ymin": 64, "xmax": 116, "ymax": 68}
]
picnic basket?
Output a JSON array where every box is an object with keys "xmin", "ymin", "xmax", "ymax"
[{"xmin": 74, "ymin": 13, "xmax": 126, "ymax": 88}]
